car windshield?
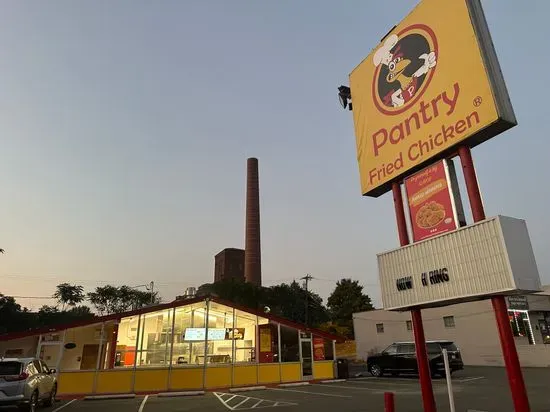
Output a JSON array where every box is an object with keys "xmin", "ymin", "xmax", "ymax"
[
  {"xmin": 0, "ymin": 361, "xmax": 22, "ymax": 376},
  {"xmin": 426, "ymin": 343, "xmax": 441, "ymax": 354},
  {"xmin": 439, "ymin": 342, "xmax": 459, "ymax": 351}
]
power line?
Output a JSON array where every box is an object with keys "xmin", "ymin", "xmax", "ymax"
[{"xmin": 8, "ymin": 295, "xmax": 53, "ymax": 300}]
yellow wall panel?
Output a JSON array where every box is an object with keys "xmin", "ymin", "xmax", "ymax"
[
  {"xmin": 313, "ymin": 361, "xmax": 334, "ymax": 380},
  {"xmin": 96, "ymin": 370, "xmax": 134, "ymax": 394},
  {"xmin": 169, "ymin": 368, "xmax": 204, "ymax": 391},
  {"xmin": 205, "ymin": 366, "xmax": 232, "ymax": 389},
  {"xmin": 233, "ymin": 365, "xmax": 257, "ymax": 386},
  {"xmin": 57, "ymin": 372, "xmax": 95, "ymax": 395},
  {"xmin": 134, "ymin": 369, "xmax": 169, "ymax": 393},
  {"xmin": 258, "ymin": 364, "xmax": 280, "ymax": 384},
  {"xmin": 280, "ymin": 363, "xmax": 301, "ymax": 382}
]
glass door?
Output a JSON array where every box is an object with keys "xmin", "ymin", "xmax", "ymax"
[{"xmin": 299, "ymin": 332, "xmax": 313, "ymax": 379}]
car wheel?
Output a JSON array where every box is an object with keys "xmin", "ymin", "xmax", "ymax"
[
  {"xmin": 44, "ymin": 384, "xmax": 57, "ymax": 407},
  {"xmin": 19, "ymin": 390, "xmax": 38, "ymax": 412},
  {"xmin": 370, "ymin": 363, "xmax": 383, "ymax": 377}
]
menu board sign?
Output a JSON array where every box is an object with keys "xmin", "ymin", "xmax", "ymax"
[
  {"xmin": 313, "ymin": 337, "xmax": 325, "ymax": 361},
  {"xmin": 404, "ymin": 159, "xmax": 464, "ymax": 242}
]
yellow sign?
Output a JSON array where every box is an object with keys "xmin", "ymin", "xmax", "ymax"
[{"xmin": 350, "ymin": 0, "xmax": 516, "ymax": 197}]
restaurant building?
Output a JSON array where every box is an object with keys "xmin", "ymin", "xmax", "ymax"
[
  {"xmin": 353, "ymin": 286, "xmax": 550, "ymax": 367},
  {"xmin": 0, "ymin": 297, "xmax": 341, "ymax": 396}
]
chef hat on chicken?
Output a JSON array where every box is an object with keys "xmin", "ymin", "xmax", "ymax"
[{"xmin": 373, "ymin": 34, "xmax": 399, "ymax": 67}]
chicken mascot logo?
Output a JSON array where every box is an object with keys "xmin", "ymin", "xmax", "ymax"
[{"xmin": 372, "ymin": 24, "xmax": 438, "ymax": 115}]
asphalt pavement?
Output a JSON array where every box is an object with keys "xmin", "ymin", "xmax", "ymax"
[{"xmin": 1, "ymin": 366, "xmax": 549, "ymax": 412}]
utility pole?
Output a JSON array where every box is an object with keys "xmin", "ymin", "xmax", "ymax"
[
  {"xmin": 147, "ymin": 281, "xmax": 155, "ymax": 304},
  {"xmin": 301, "ymin": 274, "xmax": 313, "ymax": 326}
]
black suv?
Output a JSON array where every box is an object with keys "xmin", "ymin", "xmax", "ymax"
[{"xmin": 366, "ymin": 340, "xmax": 463, "ymax": 378}]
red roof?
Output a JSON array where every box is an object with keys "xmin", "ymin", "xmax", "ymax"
[{"xmin": 0, "ymin": 296, "xmax": 344, "ymax": 343}]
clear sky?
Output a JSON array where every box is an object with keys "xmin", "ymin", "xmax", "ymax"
[{"xmin": 1, "ymin": 1, "xmax": 548, "ymax": 310}]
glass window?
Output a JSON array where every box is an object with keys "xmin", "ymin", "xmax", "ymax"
[
  {"xmin": 205, "ymin": 302, "xmax": 234, "ymax": 365},
  {"xmin": 234, "ymin": 310, "xmax": 256, "ymax": 363},
  {"xmin": 376, "ymin": 323, "xmax": 384, "ymax": 334},
  {"xmin": 280, "ymin": 325, "xmax": 299, "ymax": 362},
  {"xmin": 397, "ymin": 343, "xmax": 414, "ymax": 354},
  {"xmin": 0, "ymin": 361, "xmax": 22, "ymax": 375},
  {"xmin": 426, "ymin": 343, "xmax": 441, "ymax": 354},
  {"xmin": 311, "ymin": 336, "xmax": 332, "ymax": 361},
  {"xmin": 323, "ymin": 339, "xmax": 334, "ymax": 361},
  {"xmin": 258, "ymin": 318, "xmax": 278, "ymax": 363},
  {"xmin": 115, "ymin": 316, "xmax": 139, "ymax": 368},
  {"xmin": 173, "ymin": 301, "xmax": 208, "ymax": 366},
  {"xmin": 443, "ymin": 316, "xmax": 455, "ymax": 328},
  {"xmin": 136, "ymin": 309, "xmax": 173, "ymax": 367},
  {"xmin": 406, "ymin": 320, "xmax": 412, "ymax": 331},
  {"xmin": 383, "ymin": 344, "xmax": 397, "ymax": 355}
]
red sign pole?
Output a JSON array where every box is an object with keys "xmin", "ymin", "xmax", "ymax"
[
  {"xmin": 392, "ymin": 182, "xmax": 437, "ymax": 412},
  {"xmin": 458, "ymin": 145, "xmax": 530, "ymax": 412}
]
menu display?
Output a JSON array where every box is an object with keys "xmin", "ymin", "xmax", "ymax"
[
  {"xmin": 183, "ymin": 328, "xmax": 226, "ymax": 341},
  {"xmin": 183, "ymin": 328, "xmax": 245, "ymax": 341}
]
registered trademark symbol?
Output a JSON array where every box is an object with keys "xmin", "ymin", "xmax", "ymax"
[{"xmin": 473, "ymin": 96, "xmax": 483, "ymax": 107}]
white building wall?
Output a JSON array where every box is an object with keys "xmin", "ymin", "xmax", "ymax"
[
  {"xmin": 353, "ymin": 294, "xmax": 550, "ymax": 367},
  {"xmin": 0, "ymin": 336, "xmax": 38, "ymax": 358}
]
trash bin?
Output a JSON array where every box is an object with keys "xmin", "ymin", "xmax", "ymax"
[{"xmin": 336, "ymin": 358, "xmax": 349, "ymax": 379}]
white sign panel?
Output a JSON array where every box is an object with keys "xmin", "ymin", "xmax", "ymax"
[
  {"xmin": 378, "ymin": 215, "xmax": 541, "ymax": 311},
  {"xmin": 183, "ymin": 328, "xmax": 227, "ymax": 341}
]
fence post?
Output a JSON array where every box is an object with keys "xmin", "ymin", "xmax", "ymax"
[{"xmin": 384, "ymin": 392, "xmax": 395, "ymax": 412}]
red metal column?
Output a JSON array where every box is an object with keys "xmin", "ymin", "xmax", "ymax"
[
  {"xmin": 459, "ymin": 145, "xmax": 530, "ymax": 412},
  {"xmin": 457, "ymin": 146, "xmax": 485, "ymax": 222},
  {"xmin": 411, "ymin": 309, "xmax": 437, "ymax": 412},
  {"xmin": 384, "ymin": 392, "xmax": 395, "ymax": 412},
  {"xmin": 391, "ymin": 182, "xmax": 410, "ymax": 246},
  {"xmin": 392, "ymin": 182, "xmax": 437, "ymax": 412},
  {"xmin": 108, "ymin": 322, "xmax": 119, "ymax": 369}
]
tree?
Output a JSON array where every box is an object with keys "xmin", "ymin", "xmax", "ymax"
[
  {"xmin": 264, "ymin": 281, "xmax": 329, "ymax": 327},
  {"xmin": 327, "ymin": 278, "xmax": 374, "ymax": 338},
  {"xmin": 197, "ymin": 279, "xmax": 329, "ymax": 328},
  {"xmin": 53, "ymin": 283, "xmax": 85, "ymax": 310},
  {"xmin": 87, "ymin": 285, "xmax": 160, "ymax": 315},
  {"xmin": 37, "ymin": 305, "xmax": 94, "ymax": 326}
]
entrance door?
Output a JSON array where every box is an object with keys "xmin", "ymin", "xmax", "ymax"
[
  {"xmin": 80, "ymin": 344, "xmax": 100, "ymax": 370},
  {"xmin": 300, "ymin": 339, "xmax": 313, "ymax": 379}
]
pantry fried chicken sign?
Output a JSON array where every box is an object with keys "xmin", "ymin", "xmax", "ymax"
[{"xmin": 349, "ymin": 0, "xmax": 516, "ymax": 197}]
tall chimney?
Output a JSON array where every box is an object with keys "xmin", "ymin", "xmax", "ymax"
[{"xmin": 244, "ymin": 157, "xmax": 262, "ymax": 286}]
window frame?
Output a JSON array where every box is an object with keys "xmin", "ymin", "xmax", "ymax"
[
  {"xmin": 443, "ymin": 316, "xmax": 455, "ymax": 328},
  {"xmin": 376, "ymin": 323, "xmax": 384, "ymax": 334}
]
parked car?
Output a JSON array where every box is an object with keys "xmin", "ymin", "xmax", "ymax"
[
  {"xmin": 366, "ymin": 340, "xmax": 463, "ymax": 378},
  {"xmin": 0, "ymin": 357, "xmax": 57, "ymax": 411}
]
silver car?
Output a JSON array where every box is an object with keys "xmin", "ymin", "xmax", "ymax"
[{"xmin": 0, "ymin": 358, "xmax": 57, "ymax": 411}]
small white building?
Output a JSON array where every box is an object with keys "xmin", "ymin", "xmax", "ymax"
[{"xmin": 353, "ymin": 285, "xmax": 550, "ymax": 367}]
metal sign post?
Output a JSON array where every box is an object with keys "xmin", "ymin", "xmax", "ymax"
[{"xmin": 442, "ymin": 349, "xmax": 456, "ymax": 412}]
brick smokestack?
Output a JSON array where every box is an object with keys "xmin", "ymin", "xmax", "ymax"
[{"xmin": 244, "ymin": 157, "xmax": 262, "ymax": 286}]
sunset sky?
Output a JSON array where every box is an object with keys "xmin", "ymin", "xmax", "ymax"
[{"xmin": 1, "ymin": 0, "xmax": 548, "ymax": 310}]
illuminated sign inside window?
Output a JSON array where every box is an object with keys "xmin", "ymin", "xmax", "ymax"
[{"xmin": 183, "ymin": 328, "xmax": 227, "ymax": 341}]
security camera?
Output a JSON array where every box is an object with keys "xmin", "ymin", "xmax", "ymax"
[
  {"xmin": 338, "ymin": 86, "xmax": 352, "ymax": 111},
  {"xmin": 264, "ymin": 306, "xmax": 271, "ymax": 314}
]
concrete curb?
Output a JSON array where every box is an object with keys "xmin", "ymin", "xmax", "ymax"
[
  {"xmin": 84, "ymin": 394, "xmax": 136, "ymax": 400},
  {"xmin": 320, "ymin": 379, "xmax": 347, "ymax": 384},
  {"xmin": 278, "ymin": 382, "xmax": 310, "ymax": 387},
  {"xmin": 158, "ymin": 391, "xmax": 205, "ymax": 397},
  {"xmin": 229, "ymin": 386, "xmax": 266, "ymax": 393}
]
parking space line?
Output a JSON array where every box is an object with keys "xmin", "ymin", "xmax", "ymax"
[
  {"xmin": 52, "ymin": 399, "xmax": 77, "ymax": 412},
  {"xmin": 138, "ymin": 395, "xmax": 149, "ymax": 412},
  {"xmin": 269, "ymin": 388, "xmax": 352, "ymax": 398},
  {"xmin": 456, "ymin": 376, "xmax": 485, "ymax": 383}
]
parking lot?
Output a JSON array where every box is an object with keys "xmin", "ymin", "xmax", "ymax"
[{"xmin": 3, "ymin": 367, "xmax": 549, "ymax": 412}]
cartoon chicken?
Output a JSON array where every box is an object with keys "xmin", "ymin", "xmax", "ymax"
[{"xmin": 373, "ymin": 34, "xmax": 437, "ymax": 108}]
